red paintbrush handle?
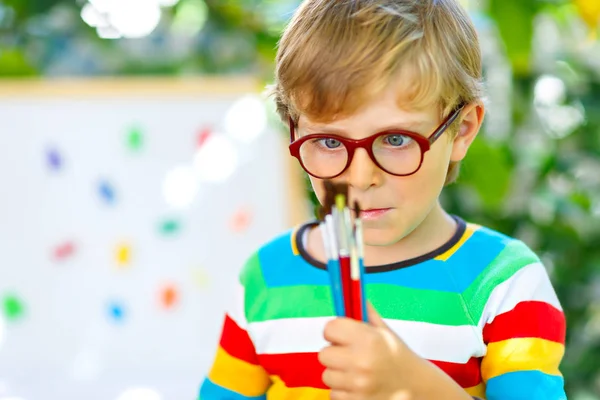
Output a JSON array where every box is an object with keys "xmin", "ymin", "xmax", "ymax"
[
  {"xmin": 350, "ymin": 279, "xmax": 363, "ymax": 321},
  {"xmin": 339, "ymin": 256, "xmax": 353, "ymax": 318}
]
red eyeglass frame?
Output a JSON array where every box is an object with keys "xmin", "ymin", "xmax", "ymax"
[{"xmin": 288, "ymin": 103, "xmax": 466, "ymax": 179}]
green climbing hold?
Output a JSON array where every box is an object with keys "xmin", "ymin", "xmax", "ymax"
[
  {"xmin": 160, "ymin": 219, "xmax": 182, "ymax": 235},
  {"xmin": 127, "ymin": 126, "xmax": 144, "ymax": 151},
  {"xmin": 3, "ymin": 294, "xmax": 25, "ymax": 321}
]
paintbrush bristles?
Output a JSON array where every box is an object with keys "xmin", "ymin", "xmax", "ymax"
[
  {"xmin": 316, "ymin": 206, "xmax": 326, "ymax": 222},
  {"xmin": 322, "ymin": 180, "xmax": 350, "ymax": 214},
  {"xmin": 323, "ymin": 180, "xmax": 336, "ymax": 215},
  {"xmin": 353, "ymin": 200, "xmax": 361, "ymax": 219}
]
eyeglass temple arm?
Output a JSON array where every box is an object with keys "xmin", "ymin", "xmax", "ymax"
[
  {"xmin": 428, "ymin": 104, "xmax": 466, "ymax": 144},
  {"xmin": 289, "ymin": 117, "xmax": 295, "ymax": 143}
]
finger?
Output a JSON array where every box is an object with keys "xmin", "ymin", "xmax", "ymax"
[
  {"xmin": 330, "ymin": 390, "xmax": 353, "ymax": 400},
  {"xmin": 322, "ymin": 368, "xmax": 354, "ymax": 391},
  {"xmin": 324, "ymin": 317, "xmax": 372, "ymax": 345},
  {"xmin": 366, "ymin": 302, "xmax": 387, "ymax": 328},
  {"xmin": 318, "ymin": 345, "xmax": 354, "ymax": 370}
]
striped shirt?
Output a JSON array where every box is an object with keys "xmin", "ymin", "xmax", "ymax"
[{"xmin": 200, "ymin": 218, "xmax": 567, "ymax": 399}]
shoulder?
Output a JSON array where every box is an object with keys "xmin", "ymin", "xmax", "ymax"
[
  {"xmin": 466, "ymin": 222, "xmax": 541, "ymax": 282},
  {"xmin": 458, "ymin": 221, "xmax": 559, "ymax": 324}
]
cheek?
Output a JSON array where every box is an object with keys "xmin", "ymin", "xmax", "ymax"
[
  {"xmin": 309, "ymin": 177, "xmax": 326, "ymax": 204},
  {"xmin": 419, "ymin": 141, "xmax": 453, "ymax": 186},
  {"xmin": 394, "ymin": 144, "xmax": 451, "ymax": 199}
]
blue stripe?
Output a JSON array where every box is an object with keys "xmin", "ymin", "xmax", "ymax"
[
  {"xmin": 199, "ymin": 378, "xmax": 267, "ymax": 400},
  {"xmin": 486, "ymin": 371, "xmax": 566, "ymax": 400},
  {"xmin": 259, "ymin": 232, "xmax": 330, "ymax": 288}
]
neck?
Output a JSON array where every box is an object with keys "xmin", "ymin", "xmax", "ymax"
[{"xmin": 362, "ymin": 202, "xmax": 457, "ymax": 266}]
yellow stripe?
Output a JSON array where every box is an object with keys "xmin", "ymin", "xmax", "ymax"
[
  {"xmin": 435, "ymin": 223, "xmax": 479, "ymax": 261},
  {"xmin": 482, "ymin": 338, "xmax": 565, "ymax": 380},
  {"xmin": 208, "ymin": 346, "xmax": 271, "ymax": 397},
  {"xmin": 465, "ymin": 382, "xmax": 486, "ymax": 398},
  {"xmin": 290, "ymin": 225, "xmax": 301, "ymax": 256},
  {"xmin": 267, "ymin": 376, "xmax": 329, "ymax": 400}
]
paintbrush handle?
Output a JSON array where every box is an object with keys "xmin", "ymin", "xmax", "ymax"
[{"xmin": 339, "ymin": 256, "xmax": 353, "ymax": 319}]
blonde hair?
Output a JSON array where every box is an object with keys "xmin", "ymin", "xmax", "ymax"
[{"xmin": 269, "ymin": 0, "xmax": 484, "ymax": 184}]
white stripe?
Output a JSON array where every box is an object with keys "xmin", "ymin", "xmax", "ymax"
[
  {"xmin": 478, "ymin": 261, "xmax": 563, "ymax": 330},
  {"xmin": 248, "ymin": 316, "xmax": 485, "ymax": 364},
  {"xmin": 226, "ymin": 281, "xmax": 248, "ymax": 329}
]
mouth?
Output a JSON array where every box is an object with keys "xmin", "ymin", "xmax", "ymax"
[{"xmin": 357, "ymin": 208, "xmax": 392, "ymax": 221}]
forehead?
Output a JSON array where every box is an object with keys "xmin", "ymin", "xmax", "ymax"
[{"xmin": 297, "ymin": 79, "xmax": 440, "ymax": 136}]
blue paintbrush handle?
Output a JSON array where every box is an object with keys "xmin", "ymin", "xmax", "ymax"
[
  {"xmin": 327, "ymin": 259, "xmax": 345, "ymax": 317},
  {"xmin": 358, "ymin": 258, "xmax": 368, "ymax": 322}
]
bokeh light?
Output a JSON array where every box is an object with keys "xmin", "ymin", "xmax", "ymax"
[
  {"xmin": 162, "ymin": 166, "xmax": 199, "ymax": 208},
  {"xmin": 172, "ymin": 0, "xmax": 208, "ymax": 36},
  {"xmin": 115, "ymin": 387, "xmax": 162, "ymax": 400},
  {"xmin": 193, "ymin": 135, "xmax": 238, "ymax": 183},
  {"xmin": 224, "ymin": 95, "xmax": 267, "ymax": 143},
  {"xmin": 81, "ymin": 0, "xmax": 182, "ymax": 39}
]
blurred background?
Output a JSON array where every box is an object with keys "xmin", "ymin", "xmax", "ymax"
[{"xmin": 0, "ymin": 0, "xmax": 599, "ymax": 399}]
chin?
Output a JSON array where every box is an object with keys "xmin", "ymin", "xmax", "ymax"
[{"xmin": 362, "ymin": 227, "xmax": 406, "ymax": 247}]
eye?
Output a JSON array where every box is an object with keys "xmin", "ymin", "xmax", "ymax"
[
  {"xmin": 315, "ymin": 138, "xmax": 342, "ymax": 149},
  {"xmin": 383, "ymin": 134, "xmax": 413, "ymax": 147}
]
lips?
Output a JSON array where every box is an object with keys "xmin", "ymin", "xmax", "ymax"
[{"xmin": 358, "ymin": 208, "xmax": 392, "ymax": 221}]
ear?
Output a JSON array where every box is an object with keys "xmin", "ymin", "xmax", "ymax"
[{"xmin": 450, "ymin": 102, "xmax": 485, "ymax": 162}]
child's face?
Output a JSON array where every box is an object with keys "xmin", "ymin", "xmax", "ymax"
[{"xmin": 296, "ymin": 81, "xmax": 483, "ymax": 247}]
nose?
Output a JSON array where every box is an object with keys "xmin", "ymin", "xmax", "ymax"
[{"xmin": 345, "ymin": 148, "xmax": 382, "ymax": 191}]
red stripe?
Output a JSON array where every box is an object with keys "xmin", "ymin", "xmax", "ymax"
[
  {"xmin": 219, "ymin": 314, "xmax": 260, "ymax": 365},
  {"xmin": 258, "ymin": 352, "xmax": 482, "ymax": 389},
  {"xmin": 430, "ymin": 357, "xmax": 482, "ymax": 388},
  {"xmin": 483, "ymin": 301, "xmax": 566, "ymax": 344},
  {"xmin": 258, "ymin": 352, "xmax": 327, "ymax": 388}
]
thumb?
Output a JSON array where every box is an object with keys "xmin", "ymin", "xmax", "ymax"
[{"xmin": 367, "ymin": 302, "xmax": 387, "ymax": 328}]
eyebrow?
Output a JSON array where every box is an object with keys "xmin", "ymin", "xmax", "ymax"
[{"xmin": 301, "ymin": 121, "xmax": 427, "ymax": 136}]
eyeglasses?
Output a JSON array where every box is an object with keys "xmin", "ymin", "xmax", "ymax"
[{"xmin": 288, "ymin": 104, "xmax": 465, "ymax": 179}]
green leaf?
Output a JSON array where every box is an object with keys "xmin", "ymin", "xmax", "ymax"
[
  {"xmin": 488, "ymin": 0, "xmax": 540, "ymax": 75},
  {"xmin": 459, "ymin": 138, "xmax": 512, "ymax": 212}
]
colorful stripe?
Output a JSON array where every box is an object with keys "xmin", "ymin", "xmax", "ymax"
[
  {"xmin": 464, "ymin": 383, "xmax": 486, "ymax": 398},
  {"xmin": 249, "ymin": 316, "xmax": 485, "ymax": 363},
  {"xmin": 476, "ymin": 261, "xmax": 562, "ymax": 328},
  {"xmin": 429, "ymin": 357, "xmax": 482, "ymax": 388},
  {"xmin": 220, "ymin": 314, "xmax": 260, "ymax": 365},
  {"xmin": 199, "ymin": 378, "xmax": 267, "ymax": 400},
  {"xmin": 227, "ymin": 282, "xmax": 249, "ymax": 329},
  {"xmin": 290, "ymin": 226, "xmax": 300, "ymax": 256},
  {"xmin": 462, "ymin": 248, "xmax": 541, "ymax": 324},
  {"xmin": 482, "ymin": 338, "xmax": 564, "ymax": 379},
  {"xmin": 485, "ymin": 371, "xmax": 566, "ymax": 400},
  {"xmin": 202, "ymin": 221, "xmax": 566, "ymax": 399},
  {"xmin": 435, "ymin": 223, "xmax": 479, "ymax": 261},
  {"xmin": 259, "ymin": 353, "xmax": 326, "ymax": 389},
  {"xmin": 256, "ymin": 229, "xmax": 533, "ymax": 293},
  {"xmin": 267, "ymin": 376, "xmax": 329, "ymax": 399},
  {"xmin": 246, "ymin": 282, "xmax": 477, "ymax": 325},
  {"xmin": 483, "ymin": 301, "xmax": 566, "ymax": 344},
  {"xmin": 207, "ymin": 346, "xmax": 271, "ymax": 397},
  {"xmin": 258, "ymin": 351, "xmax": 484, "ymax": 390}
]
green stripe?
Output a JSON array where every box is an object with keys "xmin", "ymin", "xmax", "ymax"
[
  {"xmin": 246, "ymin": 283, "xmax": 474, "ymax": 326},
  {"xmin": 241, "ymin": 237, "xmax": 540, "ymax": 328},
  {"xmin": 240, "ymin": 252, "xmax": 270, "ymax": 322},
  {"xmin": 462, "ymin": 239, "xmax": 539, "ymax": 324}
]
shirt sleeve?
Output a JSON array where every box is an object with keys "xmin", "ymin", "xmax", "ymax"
[
  {"xmin": 199, "ymin": 262, "xmax": 271, "ymax": 399},
  {"xmin": 480, "ymin": 260, "xmax": 567, "ymax": 400}
]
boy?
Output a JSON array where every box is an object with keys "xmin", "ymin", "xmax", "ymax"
[{"xmin": 200, "ymin": 0, "xmax": 567, "ymax": 399}]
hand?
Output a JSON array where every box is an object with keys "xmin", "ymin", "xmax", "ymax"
[{"xmin": 318, "ymin": 303, "xmax": 417, "ymax": 400}]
